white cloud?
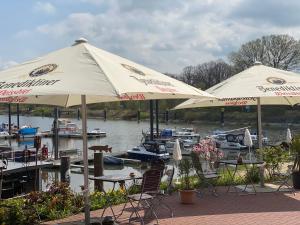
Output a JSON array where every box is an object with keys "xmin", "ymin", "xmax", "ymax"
[
  {"xmin": 33, "ymin": 2, "xmax": 56, "ymax": 14},
  {"xmin": 11, "ymin": 0, "xmax": 300, "ymax": 73}
]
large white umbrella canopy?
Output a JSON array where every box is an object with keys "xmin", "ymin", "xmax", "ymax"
[
  {"xmin": 0, "ymin": 38, "xmax": 213, "ymax": 224},
  {"xmin": 175, "ymin": 62, "xmax": 300, "ymax": 109},
  {"xmin": 175, "ymin": 62, "xmax": 300, "ymax": 149},
  {"xmin": 0, "ymin": 38, "xmax": 213, "ymax": 106}
]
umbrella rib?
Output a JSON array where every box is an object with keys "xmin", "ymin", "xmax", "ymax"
[
  {"xmin": 283, "ymin": 96, "xmax": 293, "ymax": 106},
  {"xmin": 65, "ymin": 94, "xmax": 70, "ymax": 107},
  {"xmin": 83, "ymin": 44, "xmax": 121, "ymax": 97}
]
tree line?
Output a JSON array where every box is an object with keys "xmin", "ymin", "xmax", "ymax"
[{"xmin": 177, "ymin": 34, "xmax": 300, "ymax": 90}]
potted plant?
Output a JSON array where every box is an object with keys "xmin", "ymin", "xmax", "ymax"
[
  {"xmin": 290, "ymin": 136, "xmax": 300, "ymax": 189},
  {"xmin": 178, "ymin": 158, "xmax": 195, "ymax": 204}
]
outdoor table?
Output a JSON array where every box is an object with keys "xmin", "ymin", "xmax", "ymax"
[
  {"xmin": 218, "ymin": 159, "xmax": 264, "ymax": 194},
  {"xmin": 89, "ymin": 174, "xmax": 142, "ymax": 223}
]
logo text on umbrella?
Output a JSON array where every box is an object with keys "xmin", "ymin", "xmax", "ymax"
[{"xmin": 29, "ymin": 64, "xmax": 58, "ymax": 77}]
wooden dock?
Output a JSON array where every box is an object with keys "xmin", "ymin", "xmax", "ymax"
[
  {"xmin": 40, "ymin": 132, "xmax": 106, "ymax": 139},
  {"xmin": 3, "ymin": 161, "xmax": 53, "ymax": 175}
]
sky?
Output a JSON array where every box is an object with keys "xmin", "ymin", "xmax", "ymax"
[{"xmin": 1, "ymin": 0, "xmax": 300, "ymax": 74}]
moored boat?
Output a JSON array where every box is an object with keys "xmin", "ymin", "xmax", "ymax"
[
  {"xmin": 87, "ymin": 128, "xmax": 106, "ymax": 137},
  {"xmin": 103, "ymin": 155, "xmax": 124, "ymax": 165},
  {"xmin": 127, "ymin": 141, "xmax": 170, "ymax": 162},
  {"xmin": 211, "ymin": 127, "xmax": 269, "ymax": 150},
  {"xmin": 18, "ymin": 126, "xmax": 38, "ymax": 137}
]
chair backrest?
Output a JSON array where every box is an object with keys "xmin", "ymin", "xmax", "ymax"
[
  {"xmin": 226, "ymin": 151, "xmax": 238, "ymax": 160},
  {"xmin": 150, "ymin": 158, "xmax": 165, "ymax": 177},
  {"xmin": 191, "ymin": 151, "xmax": 204, "ymax": 177},
  {"xmin": 141, "ymin": 169, "xmax": 162, "ymax": 193},
  {"xmin": 200, "ymin": 161, "xmax": 217, "ymax": 174}
]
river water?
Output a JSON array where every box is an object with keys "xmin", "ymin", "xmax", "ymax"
[{"xmin": 0, "ymin": 115, "xmax": 297, "ymax": 192}]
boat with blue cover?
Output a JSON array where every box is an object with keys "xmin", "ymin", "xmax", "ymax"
[{"xmin": 18, "ymin": 126, "xmax": 38, "ymax": 137}]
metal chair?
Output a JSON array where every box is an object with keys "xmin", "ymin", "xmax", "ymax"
[
  {"xmin": 150, "ymin": 166, "xmax": 175, "ymax": 218},
  {"xmin": 150, "ymin": 158, "xmax": 166, "ymax": 176},
  {"xmin": 127, "ymin": 169, "xmax": 162, "ymax": 225},
  {"xmin": 226, "ymin": 151, "xmax": 239, "ymax": 160},
  {"xmin": 191, "ymin": 152, "xmax": 219, "ymax": 197},
  {"xmin": 274, "ymin": 164, "xmax": 296, "ymax": 195},
  {"xmin": 0, "ymin": 155, "xmax": 8, "ymax": 199}
]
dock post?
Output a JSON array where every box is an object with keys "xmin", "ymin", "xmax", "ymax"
[
  {"xmin": 77, "ymin": 108, "xmax": 80, "ymax": 120},
  {"xmin": 137, "ymin": 110, "xmax": 140, "ymax": 123},
  {"xmin": 53, "ymin": 108, "xmax": 59, "ymax": 160},
  {"xmin": 17, "ymin": 104, "xmax": 20, "ymax": 129},
  {"xmin": 60, "ymin": 156, "xmax": 71, "ymax": 184},
  {"xmin": 165, "ymin": 110, "xmax": 169, "ymax": 125},
  {"xmin": 103, "ymin": 109, "xmax": 107, "ymax": 121},
  {"xmin": 220, "ymin": 107, "xmax": 225, "ymax": 126},
  {"xmin": 94, "ymin": 152, "xmax": 104, "ymax": 191},
  {"xmin": 8, "ymin": 104, "xmax": 11, "ymax": 135},
  {"xmin": 34, "ymin": 136, "xmax": 41, "ymax": 191}
]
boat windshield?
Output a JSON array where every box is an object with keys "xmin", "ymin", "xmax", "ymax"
[{"xmin": 143, "ymin": 142, "xmax": 166, "ymax": 154}]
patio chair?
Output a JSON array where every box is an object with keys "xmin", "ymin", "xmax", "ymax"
[
  {"xmin": 127, "ymin": 169, "xmax": 162, "ymax": 225},
  {"xmin": 191, "ymin": 152, "xmax": 219, "ymax": 197},
  {"xmin": 150, "ymin": 158, "xmax": 166, "ymax": 177},
  {"xmin": 151, "ymin": 166, "xmax": 175, "ymax": 218},
  {"xmin": 226, "ymin": 151, "xmax": 239, "ymax": 160},
  {"xmin": 273, "ymin": 164, "xmax": 296, "ymax": 195}
]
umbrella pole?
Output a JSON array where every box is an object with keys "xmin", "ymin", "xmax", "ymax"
[
  {"xmin": 150, "ymin": 100, "xmax": 154, "ymax": 141},
  {"xmin": 257, "ymin": 98, "xmax": 262, "ymax": 149},
  {"xmin": 81, "ymin": 95, "xmax": 90, "ymax": 225},
  {"xmin": 155, "ymin": 100, "xmax": 159, "ymax": 138},
  {"xmin": 257, "ymin": 97, "xmax": 264, "ymax": 187}
]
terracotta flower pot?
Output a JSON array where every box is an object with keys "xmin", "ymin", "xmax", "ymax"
[{"xmin": 179, "ymin": 189, "xmax": 195, "ymax": 204}]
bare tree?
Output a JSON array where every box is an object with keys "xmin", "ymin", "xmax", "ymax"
[
  {"xmin": 230, "ymin": 34, "xmax": 300, "ymax": 72},
  {"xmin": 179, "ymin": 60, "xmax": 233, "ymax": 89},
  {"xmin": 194, "ymin": 60, "xmax": 233, "ymax": 88},
  {"xmin": 180, "ymin": 66, "xmax": 195, "ymax": 85}
]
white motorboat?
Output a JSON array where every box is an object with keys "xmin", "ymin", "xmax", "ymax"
[
  {"xmin": 211, "ymin": 127, "xmax": 269, "ymax": 150},
  {"xmin": 212, "ymin": 133, "xmax": 247, "ymax": 150},
  {"xmin": 0, "ymin": 131, "xmax": 11, "ymax": 139},
  {"xmin": 57, "ymin": 119, "xmax": 79, "ymax": 135},
  {"xmin": 127, "ymin": 141, "xmax": 170, "ymax": 162},
  {"xmin": 87, "ymin": 128, "xmax": 107, "ymax": 137},
  {"xmin": 173, "ymin": 128, "xmax": 200, "ymax": 139}
]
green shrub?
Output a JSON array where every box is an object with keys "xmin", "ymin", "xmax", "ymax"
[
  {"xmin": 245, "ymin": 166, "xmax": 260, "ymax": 183},
  {"xmin": 257, "ymin": 146, "xmax": 289, "ymax": 179}
]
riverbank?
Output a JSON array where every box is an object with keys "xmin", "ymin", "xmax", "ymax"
[{"xmin": 1, "ymin": 103, "xmax": 300, "ymax": 125}]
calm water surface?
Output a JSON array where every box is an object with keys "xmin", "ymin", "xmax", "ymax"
[{"xmin": 0, "ymin": 115, "xmax": 297, "ymax": 192}]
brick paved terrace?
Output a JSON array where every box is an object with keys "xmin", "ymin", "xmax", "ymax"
[{"xmin": 44, "ymin": 187, "xmax": 300, "ymax": 225}]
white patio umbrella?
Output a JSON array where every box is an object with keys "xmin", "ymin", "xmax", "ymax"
[
  {"xmin": 173, "ymin": 138, "xmax": 182, "ymax": 161},
  {"xmin": 173, "ymin": 138, "xmax": 182, "ymax": 183},
  {"xmin": 244, "ymin": 128, "xmax": 253, "ymax": 161},
  {"xmin": 286, "ymin": 128, "xmax": 292, "ymax": 144},
  {"xmin": 286, "ymin": 128, "xmax": 292, "ymax": 155},
  {"xmin": 175, "ymin": 62, "xmax": 300, "ymax": 149},
  {"xmin": 0, "ymin": 38, "xmax": 214, "ymax": 224}
]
